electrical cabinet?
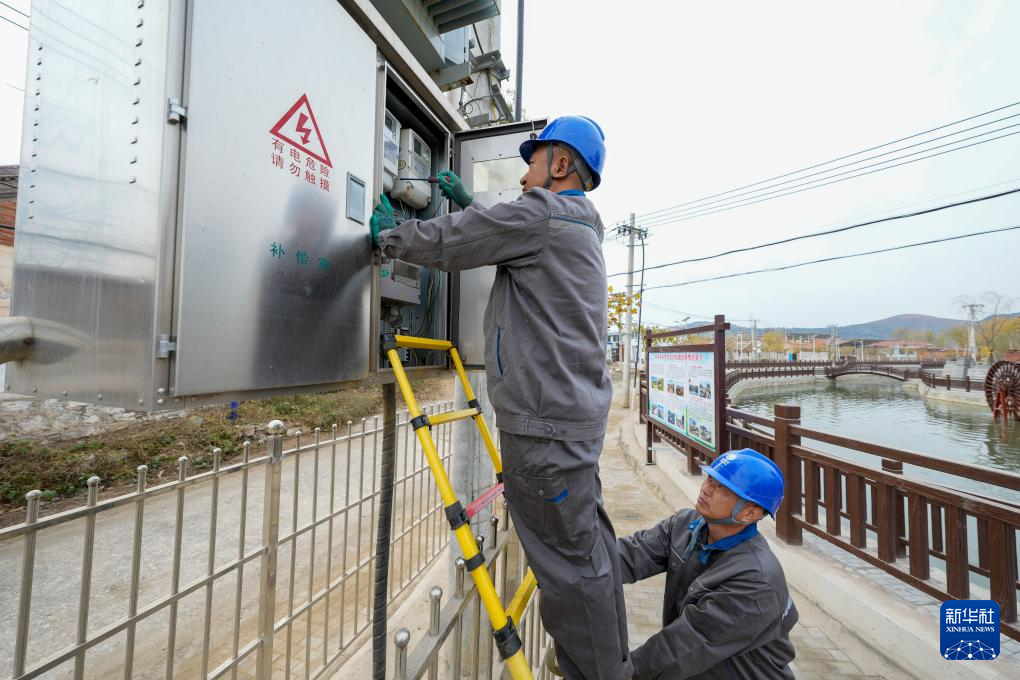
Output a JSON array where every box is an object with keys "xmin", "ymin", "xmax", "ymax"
[{"xmin": 7, "ymin": 0, "xmax": 547, "ymax": 409}]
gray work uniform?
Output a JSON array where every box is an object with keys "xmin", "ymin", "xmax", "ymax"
[
  {"xmin": 381, "ymin": 188, "xmax": 628, "ymax": 679},
  {"xmin": 617, "ymin": 509, "xmax": 798, "ymax": 680}
]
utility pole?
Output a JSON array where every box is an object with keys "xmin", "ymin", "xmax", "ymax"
[
  {"xmin": 622, "ymin": 213, "xmax": 636, "ymax": 408},
  {"xmin": 612, "ymin": 215, "xmax": 647, "ymax": 408},
  {"xmin": 514, "ymin": 0, "xmax": 524, "ymax": 121},
  {"xmin": 961, "ymin": 303, "xmax": 983, "ymax": 366}
]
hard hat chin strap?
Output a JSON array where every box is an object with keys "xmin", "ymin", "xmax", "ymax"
[
  {"xmin": 704, "ymin": 498, "xmax": 755, "ymax": 526},
  {"xmin": 544, "ymin": 144, "xmax": 595, "ymax": 192}
]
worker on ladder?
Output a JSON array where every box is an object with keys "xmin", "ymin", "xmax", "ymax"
[
  {"xmin": 617, "ymin": 449, "xmax": 799, "ymax": 679},
  {"xmin": 372, "ymin": 116, "xmax": 630, "ymax": 679}
]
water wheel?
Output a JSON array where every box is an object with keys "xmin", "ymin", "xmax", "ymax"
[{"xmin": 984, "ymin": 360, "xmax": 1020, "ymax": 420}]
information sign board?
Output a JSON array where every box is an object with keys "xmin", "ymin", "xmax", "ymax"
[{"xmin": 647, "ymin": 351, "xmax": 717, "ymax": 451}]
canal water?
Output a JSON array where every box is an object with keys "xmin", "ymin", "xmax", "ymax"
[{"xmin": 732, "ymin": 377, "xmax": 1020, "ymax": 503}]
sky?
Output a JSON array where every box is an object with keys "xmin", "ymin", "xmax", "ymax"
[
  {"xmin": 499, "ymin": 0, "xmax": 1020, "ymax": 329},
  {"xmin": 1, "ymin": 1, "xmax": 1019, "ymax": 329}
]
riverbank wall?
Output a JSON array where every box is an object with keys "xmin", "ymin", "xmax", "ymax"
[
  {"xmin": 903, "ymin": 379, "xmax": 988, "ymax": 407},
  {"xmin": 727, "ymin": 374, "xmax": 827, "ymax": 401}
]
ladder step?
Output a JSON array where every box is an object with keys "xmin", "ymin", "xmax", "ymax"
[
  {"xmin": 466, "ymin": 482, "xmax": 504, "ymax": 518},
  {"xmin": 429, "ymin": 407, "xmax": 481, "ymax": 426},
  {"xmin": 505, "ymin": 568, "xmax": 537, "ymax": 625},
  {"xmin": 394, "ymin": 334, "xmax": 453, "ymax": 351}
]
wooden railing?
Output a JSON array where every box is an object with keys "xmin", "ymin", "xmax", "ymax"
[
  {"xmin": 721, "ymin": 405, "xmax": 1020, "ymax": 640},
  {"xmin": 824, "ymin": 364, "xmax": 916, "ymax": 381},
  {"xmin": 920, "ymin": 370, "xmax": 981, "ymax": 392},
  {"xmin": 726, "ymin": 366, "xmax": 819, "ymax": 391}
]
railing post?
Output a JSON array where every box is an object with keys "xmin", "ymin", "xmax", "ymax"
[
  {"xmin": 645, "ymin": 418, "xmax": 655, "ymax": 465},
  {"xmin": 988, "ymin": 520, "xmax": 1018, "ymax": 623},
  {"xmin": 881, "ymin": 460, "xmax": 907, "ymax": 558},
  {"xmin": 394, "ymin": 629, "xmax": 410, "ymax": 680},
  {"xmin": 687, "ymin": 440, "xmax": 700, "ymax": 476},
  {"xmin": 255, "ymin": 420, "xmax": 285, "ymax": 680},
  {"xmin": 428, "ymin": 586, "xmax": 442, "ymax": 680},
  {"xmin": 907, "ymin": 493, "xmax": 930, "ymax": 580},
  {"xmin": 773, "ymin": 404, "xmax": 802, "ymax": 545},
  {"xmin": 453, "ymin": 558, "xmax": 466, "ymax": 680},
  {"xmin": 875, "ymin": 483, "xmax": 898, "ymax": 563},
  {"xmin": 13, "ymin": 490, "xmax": 41, "ymax": 677},
  {"xmin": 944, "ymin": 506, "xmax": 970, "ymax": 598}
]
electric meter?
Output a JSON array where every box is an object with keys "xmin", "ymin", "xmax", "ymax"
[
  {"xmin": 382, "ymin": 109, "xmax": 400, "ymax": 192},
  {"xmin": 390, "ymin": 128, "xmax": 431, "ymax": 209}
]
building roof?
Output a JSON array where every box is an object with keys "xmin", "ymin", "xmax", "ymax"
[
  {"xmin": 0, "ymin": 165, "xmax": 17, "ymax": 202},
  {"xmin": 1, "ymin": 165, "xmax": 17, "ymax": 246}
]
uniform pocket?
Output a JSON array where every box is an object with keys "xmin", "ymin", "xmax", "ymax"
[
  {"xmin": 513, "ymin": 467, "xmax": 598, "ymax": 559},
  {"xmin": 496, "ymin": 325, "xmax": 505, "ymax": 376},
  {"xmin": 510, "ymin": 471, "xmax": 567, "ymax": 532}
]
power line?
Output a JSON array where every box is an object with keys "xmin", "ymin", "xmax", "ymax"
[
  {"xmin": 607, "ymin": 185, "xmax": 1020, "ymax": 278},
  {"xmin": 612, "ymin": 99, "xmax": 1020, "ymax": 226},
  {"xmin": 0, "ymin": 12, "xmax": 27, "ymax": 31},
  {"xmin": 638, "ymin": 126, "xmax": 1020, "ymax": 229},
  {"xmin": 639, "ymin": 124, "xmax": 1020, "ymax": 228},
  {"xmin": 0, "ymin": 2, "xmax": 28, "ymax": 19},
  {"xmin": 638, "ymin": 118, "xmax": 1020, "ymax": 228},
  {"xmin": 0, "ymin": 79, "xmax": 24, "ymax": 92},
  {"xmin": 642, "ymin": 224, "xmax": 1020, "ymax": 291}
]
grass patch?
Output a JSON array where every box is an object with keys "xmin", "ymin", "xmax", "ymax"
[{"xmin": 0, "ymin": 377, "xmax": 453, "ymax": 514}]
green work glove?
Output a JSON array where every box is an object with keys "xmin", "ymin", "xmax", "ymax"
[
  {"xmin": 436, "ymin": 170, "xmax": 473, "ymax": 209},
  {"xmin": 370, "ymin": 194, "xmax": 397, "ymax": 248}
]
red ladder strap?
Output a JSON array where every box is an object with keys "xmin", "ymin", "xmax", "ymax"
[{"xmin": 466, "ymin": 483, "xmax": 505, "ymax": 518}]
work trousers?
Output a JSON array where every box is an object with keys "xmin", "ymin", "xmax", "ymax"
[{"xmin": 500, "ymin": 431, "xmax": 630, "ymax": 680}]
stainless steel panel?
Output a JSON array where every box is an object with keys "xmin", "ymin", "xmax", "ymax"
[
  {"xmin": 9, "ymin": 0, "xmax": 177, "ymax": 407},
  {"xmin": 172, "ymin": 0, "xmax": 375, "ymax": 395},
  {"xmin": 453, "ymin": 120, "xmax": 545, "ymax": 367}
]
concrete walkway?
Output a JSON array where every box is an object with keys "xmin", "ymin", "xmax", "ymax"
[{"xmin": 598, "ymin": 399, "xmax": 888, "ymax": 680}]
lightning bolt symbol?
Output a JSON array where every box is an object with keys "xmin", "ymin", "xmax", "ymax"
[{"xmin": 295, "ymin": 113, "xmax": 312, "ymax": 145}]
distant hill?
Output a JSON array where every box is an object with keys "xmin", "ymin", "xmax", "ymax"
[
  {"xmin": 834, "ymin": 314, "xmax": 963, "ymax": 340},
  {"xmin": 752, "ymin": 314, "xmax": 964, "ymax": 340},
  {"xmin": 718, "ymin": 312, "xmax": 1017, "ymax": 340}
]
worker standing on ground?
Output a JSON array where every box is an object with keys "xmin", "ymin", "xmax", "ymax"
[
  {"xmin": 617, "ymin": 449, "xmax": 799, "ymax": 679},
  {"xmin": 371, "ymin": 116, "xmax": 630, "ymax": 679}
]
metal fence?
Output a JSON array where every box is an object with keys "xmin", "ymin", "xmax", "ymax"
[
  {"xmin": 0, "ymin": 401, "xmax": 455, "ymax": 680},
  {"xmin": 393, "ymin": 502, "xmax": 552, "ymax": 680}
]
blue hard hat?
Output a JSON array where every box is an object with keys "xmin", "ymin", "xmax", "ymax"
[
  {"xmin": 702, "ymin": 448, "xmax": 785, "ymax": 517},
  {"xmin": 520, "ymin": 115, "xmax": 606, "ymax": 190}
]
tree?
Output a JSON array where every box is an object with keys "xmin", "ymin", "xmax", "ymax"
[
  {"xmin": 945, "ymin": 325, "xmax": 968, "ymax": 351},
  {"xmin": 975, "ymin": 292, "xmax": 1016, "ymax": 361},
  {"xmin": 606, "ymin": 286, "xmax": 641, "ymax": 331},
  {"xmin": 762, "ymin": 330, "xmax": 785, "ymax": 353},
  {"xmin": 893, "ymin": 327, "xmax": 912, "ymax": 341}
]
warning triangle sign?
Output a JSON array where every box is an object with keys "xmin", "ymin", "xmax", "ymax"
[{"xmin": 270, "ymin": 94, "xmax": 332, "ymax": 167}]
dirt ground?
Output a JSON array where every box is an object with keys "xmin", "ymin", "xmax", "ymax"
[{"xmin": 0, "ymin": 376, "xmax": 455, "ymax": 525}]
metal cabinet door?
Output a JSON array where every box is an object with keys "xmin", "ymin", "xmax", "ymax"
[
  {"xmin": 172, "ymin": 0, "xmax": 376, "ymax": 396},
  {"xmin": 451, "ymin": 119, "xmax": 546, "ymax": 367}
]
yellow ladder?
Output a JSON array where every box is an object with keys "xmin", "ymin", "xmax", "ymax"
[{"xmin": 383, "ymin": 332, "xmax": 537, "ymax": 680}]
